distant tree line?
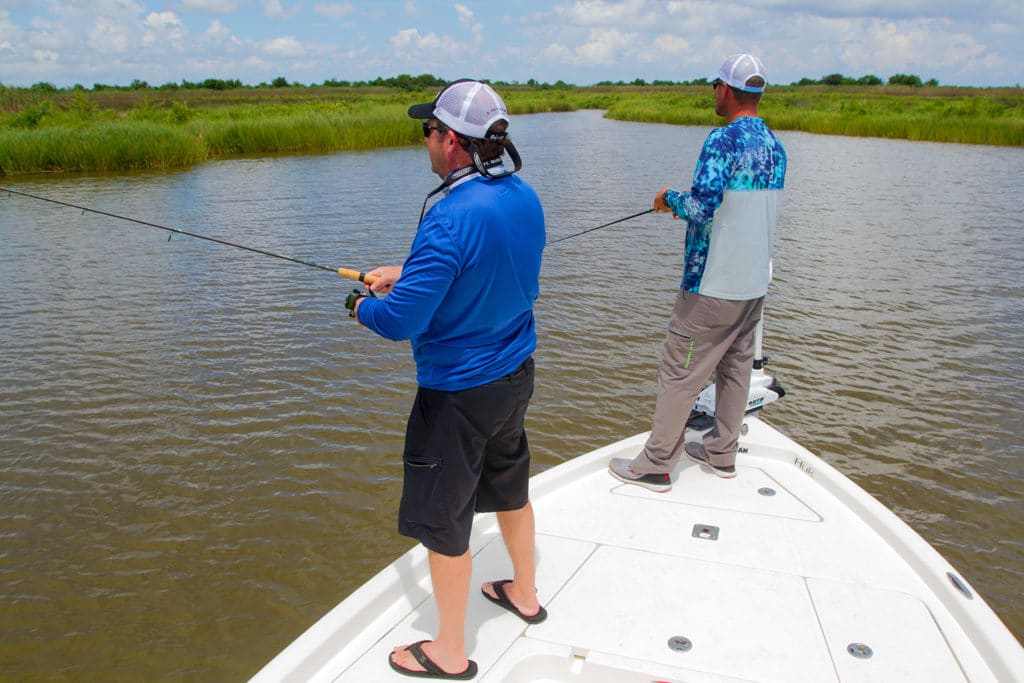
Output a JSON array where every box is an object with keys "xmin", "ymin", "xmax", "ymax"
[
  {"xmin": 7, "ymin": 71, "xmax": 944, "ymax": 93},
  {"xmin": 795, "ymin": 73, "xmax": 938, "ymax": 87},
  {"xmin": 599, "ymin": 73, "xmax": 939, "ymax": 87}
]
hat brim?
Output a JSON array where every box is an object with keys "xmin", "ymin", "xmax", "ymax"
[{"xmin": 407, "ymin": 102, "xmax": 435, "ymax": 119}]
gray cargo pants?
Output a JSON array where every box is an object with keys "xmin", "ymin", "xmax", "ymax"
[{"xmin": 630, "ymin": 289, "xmax": 764, "ymax": 473}]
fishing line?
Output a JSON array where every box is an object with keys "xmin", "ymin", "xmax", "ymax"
[
  {"xmin": 3, "ymin": 186, "xmax": 655, "ymax": 277},
  {"xmin": 0, "ymin": 186, "xmax": 378, "ymax": 285},
  {"xmin": 545, "ymin": 208, "xmax": 655, "ymax": 246}
]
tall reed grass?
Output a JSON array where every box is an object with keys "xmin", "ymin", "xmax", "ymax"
[
  {"xmin": 0, "ymin": 121, "xmax": 206, "ymax": 174},
  {"xmin": 604, "ymin": 88, "xmax": 1024, "ymax": 146},
  {"xmin": 2, "ymin": 85, "xmax": 1022, "ymax": 175},
  {"xmin": 0, "ymin": 103, "xmax": 421, "ymax": 175},
  {"xmin": 191, "ymin": 105, "xmax": 419, "ymax": 155}
]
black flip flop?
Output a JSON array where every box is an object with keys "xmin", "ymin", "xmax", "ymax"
[
  {"xmin": 388, "ymin": 640, "xmax": 478, "ymax": 680},
  {"xmin": 481, "ymin": 579, "xmax": 548, "ymax": 624}
]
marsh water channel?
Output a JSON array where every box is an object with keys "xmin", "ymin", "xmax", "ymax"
[{"xmin": 2, "ymin": 110, "xmax": 1022, "ymax": 679}]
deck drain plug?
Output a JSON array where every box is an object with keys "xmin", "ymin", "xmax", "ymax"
[
  {"xmin": 847, "ymin": 642, "xmax": 873, "ymax": 659},
  {"xmin": 668, "ymin": 636, "xmax": 692, "ymax": 652},
  {"xmin": 758, "ymin": 487, "xmax": 777, "ymax": 496}
]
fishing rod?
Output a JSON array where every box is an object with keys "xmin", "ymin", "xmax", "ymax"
[
  {"xmin": 0, "ymin": 186, "xmax": 379, "ymax": 285},
  {"xmin": 3, "ymin": 185, "xmax": 653, "ymax": 276},
  {"xmin": 546, "ymin": 208, "xmax": 655, "ymax": 246}
]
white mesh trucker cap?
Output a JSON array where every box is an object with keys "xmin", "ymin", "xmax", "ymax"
[
  {"xmin": 713, "ymin": 54, "xmax": 768, "ymax": 93},
  {"xmin": 408, "ymin": 80, "xmax": 510, "ymax": 140}
]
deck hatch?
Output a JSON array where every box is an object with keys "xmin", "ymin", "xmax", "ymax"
[{"xmin": 691, "ymin": 524, "xmax": 720, "ymax": 540}]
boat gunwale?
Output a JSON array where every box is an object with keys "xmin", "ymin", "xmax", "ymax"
[{"xmin": 250, "ymin": 418, "xmax": 1024, "ymax": 682}]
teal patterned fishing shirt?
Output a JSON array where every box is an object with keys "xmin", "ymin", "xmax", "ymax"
[{"xmin": 663, "ymin": 116, "xmax": 787, "ymax": 299}]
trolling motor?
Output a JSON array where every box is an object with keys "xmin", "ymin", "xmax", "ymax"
[{"xmin": 685, "ymin": 315, "xmax": 786, "ymax": 431}]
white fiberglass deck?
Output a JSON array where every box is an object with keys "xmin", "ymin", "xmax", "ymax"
[{"xmin": 251, "ymin": 418, "xmax": 1023, "ymax": 682}]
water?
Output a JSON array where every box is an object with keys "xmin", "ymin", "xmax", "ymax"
[{"xmin": 1, "ymin": 111, "xmax": 1022, "ymax": 680}]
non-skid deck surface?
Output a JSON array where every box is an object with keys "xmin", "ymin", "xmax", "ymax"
[
  {"xmin": 334, "ymin": 431, "xmax": 967, "ymax": 682},
  {"xmin": 252, "ymin": 421, "xmax": 1009, "ymax": 682}
]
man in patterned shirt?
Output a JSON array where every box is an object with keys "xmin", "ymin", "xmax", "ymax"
[{"xmin": 610, "ymin": 53, "xmax": 787, "ymax": 491}]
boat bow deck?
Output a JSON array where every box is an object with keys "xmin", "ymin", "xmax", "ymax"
[{"xmin": 251, "ymin": 418, "xmax": 1022, "ymax": 682}]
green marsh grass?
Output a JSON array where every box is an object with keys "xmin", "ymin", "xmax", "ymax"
[
  {"xmin": 0, "ymin": 99, "xmax": 421, "ymax": 174},
  {"xmin": 604, "ymin": 87, "xmax": 1024, "ymax": 146},
  {"xmin": 0, "ymin": 121, "xmax": 205, "ymax": 174},
  {"xmin": 190, "ymin": 105, "xmax": 420, "ymax": 155},
  {"xmin": 2, "ymin": 84, "xmax": 1022, "ymax": 175}
]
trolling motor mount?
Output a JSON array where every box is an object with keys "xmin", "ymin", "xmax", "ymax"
[{"xmin": 685, "ymin": 368, "xmax": 786, "ymax": 431}]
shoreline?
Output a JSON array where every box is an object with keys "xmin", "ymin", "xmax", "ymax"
[{"xmin": 2, "ymin": 85, "xmax": 1022, "ymax": 175}]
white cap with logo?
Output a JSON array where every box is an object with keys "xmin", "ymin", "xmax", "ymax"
[
  {"xmin": 408, "ymin": 79, "xmax": 510, "ymax": 140},
  {"xmin": 713, "ymin": 54, "xmax": 768, "ymax": 93}
]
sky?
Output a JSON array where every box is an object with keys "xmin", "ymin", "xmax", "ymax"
[{"xmin": 1, "ymin": 0, "xmax": 1021, "ymax": 89}]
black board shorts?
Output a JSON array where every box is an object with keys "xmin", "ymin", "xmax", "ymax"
[{"xmin": 398, "ymin": 357, "xmax": 535, "ymax": 557}]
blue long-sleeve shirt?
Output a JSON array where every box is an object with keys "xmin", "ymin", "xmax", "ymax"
[
  {"xmin": 664, "ymin": 116, "xmax": 786, "ymax": 299},
  {"xmin": 358, "ymin": 173, "xmax": 545, "ymax": 391}
]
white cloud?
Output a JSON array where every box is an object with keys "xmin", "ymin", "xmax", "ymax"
[
  {"xmin": 32, "ymin": 48, "xmax": 58, "ymax": 63},
  {"xmin": 263, "ymin": 0, "xmax": 301, "ymax": 20},
  {"xmin": 761, "ymin": 14, "xmax": 1003, "ymax": 83},
  {"xmin": 540, "ymin": 42, "xmax": 573, "ymax": 62},
  {"xmin": 202, "ymin": 19, "xmax": 234, "ymax": 42},
  {"xmin": 859, "ymin": 18, "xmax": 991, "ymax": 73},
  {"xmin": 649, "ymin": 33, "xmax": 691, "ymax": 57},
  {"xmin": 313, "ymin": 3, "xmax": 354, "ymax": 20},
  {"xmin": 262, "ymin": 35, "xmax": 306, "ymax": 57},
  {"xmin": 26, "ymin": 16, "xmax": 67, "ymax": 51},
  {"xmin": 391, "ymin": 27, "xmax": 443, "ymax": 53},
  {"xmin": 753, "ymin": 0, "xmax": 1019, "ymax": 23},
  {"xmin": 549, "ymin": 0, "xmax": 684, "ymax": 31},
  {"xmin": 145, "ymin": 11, "xmax": 183, "ymax": 30},
  {"xmin": 87, "ymin": 16, "xmax": 132, "ymax": 53},
  {"xmin": 178, "ymin": 0, "xmax": 241, "ymax": 11},
  {"xmin": 455, "ymin": 3, "xmax": 473, "ymax": 28},
  {"xmin": 553, "ymin": 0, "xmax": 649, "ymax": 28},
  {"xmin": 0, "ymin": 9, "xmax": 22, "ymax": 50},
  {"xmin": 239, "ymin": 55, "xmax": 272, "ymax": 70},
  {"xmin": 574, "ymin": 28, "xmax": 637, "ymax": 66},
  {"xmin": 334, "ymin": 44, "xmax": 369, "ymax": 60},
  {"xmin": 0, "ymin": 0, "xmax": 1018, "ymax": 88},
  {"xmin": 141, "ymin": 11, "xmax": 186, "ymax": 48}
]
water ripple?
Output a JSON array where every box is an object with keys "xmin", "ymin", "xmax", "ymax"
[{"xmin": 2, "ymin": 114, "xmax": 1022, "ymax": 679}]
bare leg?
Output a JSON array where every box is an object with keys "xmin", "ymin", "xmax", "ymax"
[
  {"xmin": 482, "ymin": 501, "xmax": 541, "ymax": 616},
  {"xmin": 391, "ymin": 549, "xmax": 472, "ymax": 675}
]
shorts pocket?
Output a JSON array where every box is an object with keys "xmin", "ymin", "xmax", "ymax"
[
  {"xmin": 400, "ymin": 457, "xmax": 447, "ymax": 528},
  {"xmin": 404, "ymin": 451, "xmax": 441, "ymax": 469}
]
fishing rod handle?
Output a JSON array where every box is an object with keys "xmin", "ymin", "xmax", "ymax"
[{"xmin": 337, "ymin": 267, "xmax": 379, "ymax": 285}]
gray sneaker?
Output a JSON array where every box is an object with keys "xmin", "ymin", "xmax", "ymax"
[
  {"xmin": 684, "ymin": 442, "xmax": 736, "ymax": 479},
  {"xmin": 608, "ymin": 457, "xmax": 672, "ymax": 492}
]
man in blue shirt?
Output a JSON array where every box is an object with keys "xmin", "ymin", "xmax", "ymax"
[
  {"xmin": 610, "ymin": 54, "xmax": 787, "ymax": 491},
  {"xmin": 348, "ymin": 80, "xmax": 546, "ymax": 679}
]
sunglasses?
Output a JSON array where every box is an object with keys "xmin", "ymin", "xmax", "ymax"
[{"xmin": 422, "ymin": 122, "xmax": 448, "ymax": 138}]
